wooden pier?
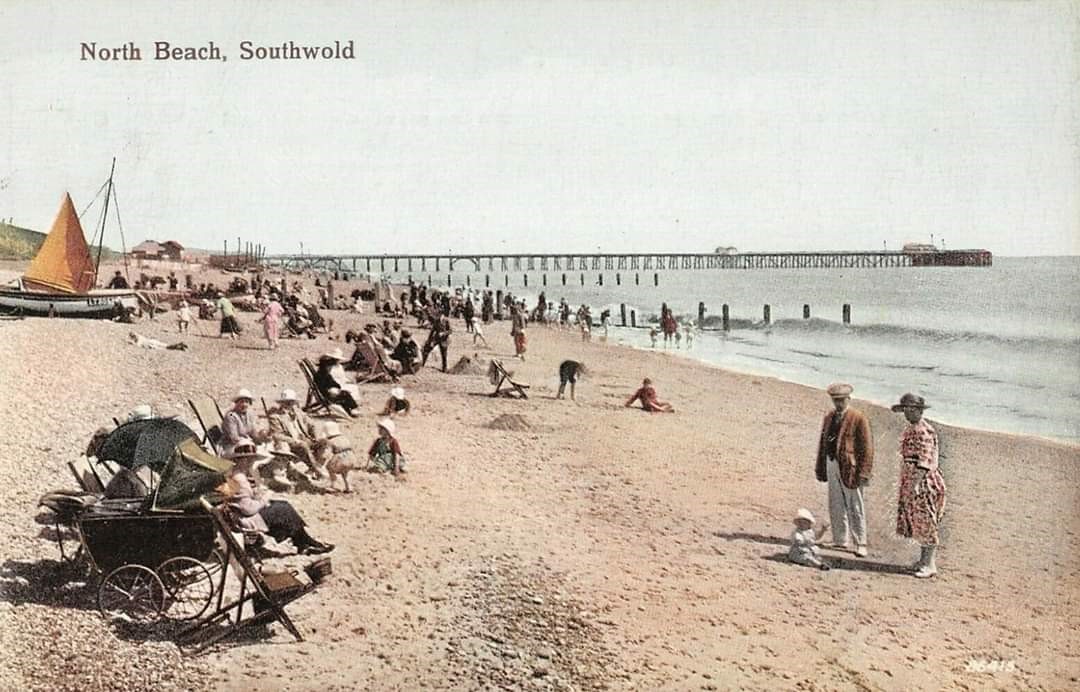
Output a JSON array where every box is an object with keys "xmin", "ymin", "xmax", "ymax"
[{"xmin": 264, "ymin": 249, "xmax": 992, "ymax": 274}]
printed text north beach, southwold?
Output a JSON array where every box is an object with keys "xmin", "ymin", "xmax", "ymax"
[{"xmin": 79, "ymin": 41, "xmax": 356, "ymax": 62}]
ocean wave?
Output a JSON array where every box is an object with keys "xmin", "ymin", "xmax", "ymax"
[{"xmin": 686, "ymin": 315, "xmax": 1079, "ymax": 352}]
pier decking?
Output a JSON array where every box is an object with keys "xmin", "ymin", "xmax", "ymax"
[{"xmin": 263, "ymin": 249, "xmax": 992, "ymax": 273}]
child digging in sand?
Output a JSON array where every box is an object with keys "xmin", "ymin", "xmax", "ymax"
[{"xmin": 789, "ymin": 508, "xmax": 831, "ymax": 570}]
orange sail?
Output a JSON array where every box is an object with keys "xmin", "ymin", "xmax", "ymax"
[{"xmin": 22, "ymin": 193, "xmax": 97, "ymax": 294}]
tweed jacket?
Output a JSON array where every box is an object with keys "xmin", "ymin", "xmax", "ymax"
[{"xmin": 815, "ymin": 407, "xmax": 874, "ymax": 489}]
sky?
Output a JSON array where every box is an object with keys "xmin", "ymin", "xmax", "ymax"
[{"xmin": 0, "ymin": 0, "xmax": 1077, "ymax": 256}]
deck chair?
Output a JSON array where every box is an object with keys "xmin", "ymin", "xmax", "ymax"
[
  {"xmin": 189, "ymin": 396, "xmax": 226, "ymax": 454},
  {"xmin": 299, "ymin": 359, "xmax": 349, "ymax": 418},
  {"xmin": 67, "ymin": 456, "xmax": 106, "ymax": 494},
  {"xmin": 177, "ymin": 499, "xmax": 313, "ymax": 653},
  {"xmin": 489, "ymin": 359, "xmax": 530, "ymax": 399},
  {"xmin": 354, "ymin": 337, "xmax": 399, "ymax": 384}
]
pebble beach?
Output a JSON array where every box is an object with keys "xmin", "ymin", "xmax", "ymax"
[{"xmin": 1, "ymin": 260, "xmax": 1078, "ymax": 691}]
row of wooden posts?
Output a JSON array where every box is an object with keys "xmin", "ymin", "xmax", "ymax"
[{"xmin": 618, "ymin": 302, "xmax": 853, "ymax": 329}]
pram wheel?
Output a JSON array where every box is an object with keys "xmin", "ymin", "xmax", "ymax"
[
  {"xmin": 157, "ymin": 556, "xmax": 215, "ymax": 621},
  {"xmin": 98, "ymin": 565, "xmax": 165, "ymax": 623}
]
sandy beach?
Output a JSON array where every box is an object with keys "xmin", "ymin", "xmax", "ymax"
[{"xmin": 1, "ymin": 262, "xmax": 1078, "ymax": 691}]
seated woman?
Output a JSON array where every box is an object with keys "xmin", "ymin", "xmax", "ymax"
[
  {"xmin": 313, "ymin": 349, "xmax": 361, "ymax": 417},
  {"xmin": 390, "ymin": 329, "xmax": 421, "ymax": 374},
  {"xmin": 224, "ymin": 442, "xmax": 334, "ymax": 555},
  {"xmin": 624, "ymin": 377, "xmax": 675, "ymax": 413}
]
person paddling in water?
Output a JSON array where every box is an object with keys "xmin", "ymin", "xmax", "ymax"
[{"xmin": 624, "ymin": 377, "xmax": 675, "ymax": 413}]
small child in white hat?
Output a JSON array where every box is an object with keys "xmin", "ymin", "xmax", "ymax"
[
  {"xmin": 368, "ymin": 418, "xmax": 405, "ymax": 476},
  {"xmin": 177, "ymin": 300, "xmax": 192, "ymax": 334},
  {"xmin": 322, "ymin": 421, "xmax": 362, "ymax": 492},
  {"xmin": 789, "ymin": 508, "xmax": 831, "ymax": 571}
]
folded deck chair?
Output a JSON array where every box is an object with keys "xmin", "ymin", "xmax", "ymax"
[
  {"xmin": 355, "ymin": 337, "xmax": 399, "ymax": 384},
  {"xmin": 177, "ymin": 499, "xmax": 313, "ymax": 653},
  {"xmin": 489, "ymin": 359, "xmax": 530, "ymax": 399},
  {"xmin": 188, "ymin": 395, "xmax": 226, "ymax": 454},
  {"xmin": 299, "ymin": 359, "xmax": 349, "ymax": 418}
]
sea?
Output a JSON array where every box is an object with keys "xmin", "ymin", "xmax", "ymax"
[{"xmin": 384, "ymin": 256, "xmax": 1079, "ymax": 443}]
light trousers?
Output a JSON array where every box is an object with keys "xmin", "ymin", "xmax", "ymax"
[{"xmin": 827, "ymin": 457, "xmax": 866, "ymax": 547}]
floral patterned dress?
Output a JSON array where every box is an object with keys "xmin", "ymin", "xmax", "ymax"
[{"xmin": 896, "ymin": 418, "xmax": 947, "ymax": 545}]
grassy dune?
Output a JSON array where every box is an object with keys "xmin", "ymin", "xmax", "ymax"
[{"xmin": 0, "ymin": 222, "xmax": 119, "ymax": 260}]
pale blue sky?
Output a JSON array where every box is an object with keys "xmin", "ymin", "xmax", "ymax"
[{"xmin": 1, "ymin": 0, "xmax": 1076, "ymax": 255}]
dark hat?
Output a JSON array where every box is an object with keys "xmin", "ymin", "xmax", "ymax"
[{"xmin": 891, "ymin": 393, "xmax": 930, "ymax": 412}]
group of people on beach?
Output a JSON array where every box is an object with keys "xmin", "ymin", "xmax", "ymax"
[{"xmin": 790, "ymin": 383, "xmax": 947, "ymax": 578}]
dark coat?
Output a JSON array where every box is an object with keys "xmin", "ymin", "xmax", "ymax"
[{"xmin": 815, "ymin": 407, "xmax": 874, "ymax": 489}]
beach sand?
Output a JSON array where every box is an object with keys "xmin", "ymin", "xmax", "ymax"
[{"xmin": 0, "ymin": 262, "xmax": 1077, "ymax": 691}]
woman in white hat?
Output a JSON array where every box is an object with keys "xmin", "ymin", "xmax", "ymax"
[
  {"xmin": 892, "ymin": 393, "xmax": 946, "ymax": 578},
  {"xmin": 367, "ymin": 418, "xmax": 404, "ymax": 476},
  {"xmin": 379, "ymin": 387, "xmax": 411, "ymax": 418},
  {"xmin": 313, "ymin": 349, "xmax": 361, "ymax": 416},
  {"xmin": 221, "ymin": 389, "xmax": 268, "ymax": 457}
]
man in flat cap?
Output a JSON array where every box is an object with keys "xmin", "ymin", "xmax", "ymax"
[{"xmin": 815, "ymin": 382, "xmax": 874, "ymax": 557}]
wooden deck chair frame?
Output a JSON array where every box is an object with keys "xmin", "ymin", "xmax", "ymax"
[
  {"xmin": 299, "ymin": 359, "xmax": 349, "ymax": 418},
  {"xmin": 354, "ymin": 337, "xmax": 399, "ymax": 384},
  {"xmin": 67, "ymin": 456, "xmax": 106, "ymax": 495},
  {"xmin": 177, "ymin": 498, "xmax": 313, "ymax": 654},
  {"xmin": 188, "ymin": 395, "xmax": 226, "ymax": 454},
  {"xmin": 489, "ymin": 359, "xmax": 530, "ymax": 399}
]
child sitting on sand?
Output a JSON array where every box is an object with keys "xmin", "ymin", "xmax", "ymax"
[
  {"xmin": 789, "ymin": 508, "xmax": 830, "ymax": 571},
  {"xmin": 624, "ymin": 377, "xmax": 675, "ymax": 413},
  {"xmin": 380, "ymin": 386, "xmax": 411, "ymax": 418},
  {"xmin": 649, "ymin": 327, "xmax": 658, "ymax": 348},
  {"xmin": 368, "ymin": 418, "xmax": 406, "ymax": 476}
]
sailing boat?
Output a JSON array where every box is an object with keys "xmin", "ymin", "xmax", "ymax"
[{"xmin": 0, "ymin": 167, "xmax": 139, "ymax": 318}]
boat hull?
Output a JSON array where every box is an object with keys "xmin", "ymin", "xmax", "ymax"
[{"xmin": 0, "ymin": 287, "xmax": 139, "ymax": 318}]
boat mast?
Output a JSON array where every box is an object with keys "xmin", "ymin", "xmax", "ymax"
[{"xmin": 93, "ymin": 157, "xmax": 116, "ymax": 287}]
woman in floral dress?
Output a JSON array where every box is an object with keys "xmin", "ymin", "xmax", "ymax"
[{"xmin": 892, "ymin": 393, "xmax": 946, "ymax": 578}]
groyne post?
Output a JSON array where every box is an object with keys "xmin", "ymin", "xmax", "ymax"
[
  {"xmin": 524, "ymin": 274, "xmax": 528, "ymax": 287},
  {"xmin": 653, "ymin": 273, "xmax": 659, "ymax": 286},
  {"xmin": 616, "ymin": 273, "xmax": 621, "ymax": 286},
  {"xmin": 630, "ymin": 310, "xmax": 636, "ymax": 328},
  {"xmin": 722, "ymin": 304, "xmax": 730, "ymax": 331},
  {"xmin": 763, "ymin": 304, "xmax": 771, "ymax": 325},
  {"xmin": 620, "ymin": 303, "xmax": 627, "ymax": 327},
  {"xmin": 485, "ymin": 275, "xmax": 490, "ymax": 288},
  {"xmin": 543, "ymin": 274, "xmax": 547, "ymax": 286},
  {"xmin": 496, "ymin": 290, "xmax": 504, "ymax": 318},
  {"xmin": 562, "ymin": 273, "xmax": 567, "ymax": 286},
  {"xmin": 580, "ymin": 273, "xmax": 585, "ymax": 286},
  {"xmin": 635, "ymin": 273, "xmax": 640, "ymax": 285},
  {"xmin": 598, "ymin": 274, "xmax": 603, "ymax": 286},
  {"xmin": 327, "ymin": 281, "xmax": 334, "ymax": 308},
  {"xmin": 447, "ymin": 274, "xmax": 452, "ymax": 287},
  {"xmin": 698, "ymin": 302, "xmax": 706, "ymax": 325},
  {"xmin": 843, "ymin": 304, "xmax": 851, "ymax": 324},
  {"xmin": 803, "ymin": 304, "xmax": 810, "ymax": 319}
]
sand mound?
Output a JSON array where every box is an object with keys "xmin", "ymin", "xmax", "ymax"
[
  {"xmin": 486, "ymin": 414, "xmax": 534, "ymax": 432},
  {"xmin": 448, "ymin": 355, "xmax": 486, "ymax": 375}
]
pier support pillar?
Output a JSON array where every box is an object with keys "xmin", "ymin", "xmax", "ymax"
[{"xmin": 722, "ymin": 304, "xmax": 730, "ymax": 331}]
